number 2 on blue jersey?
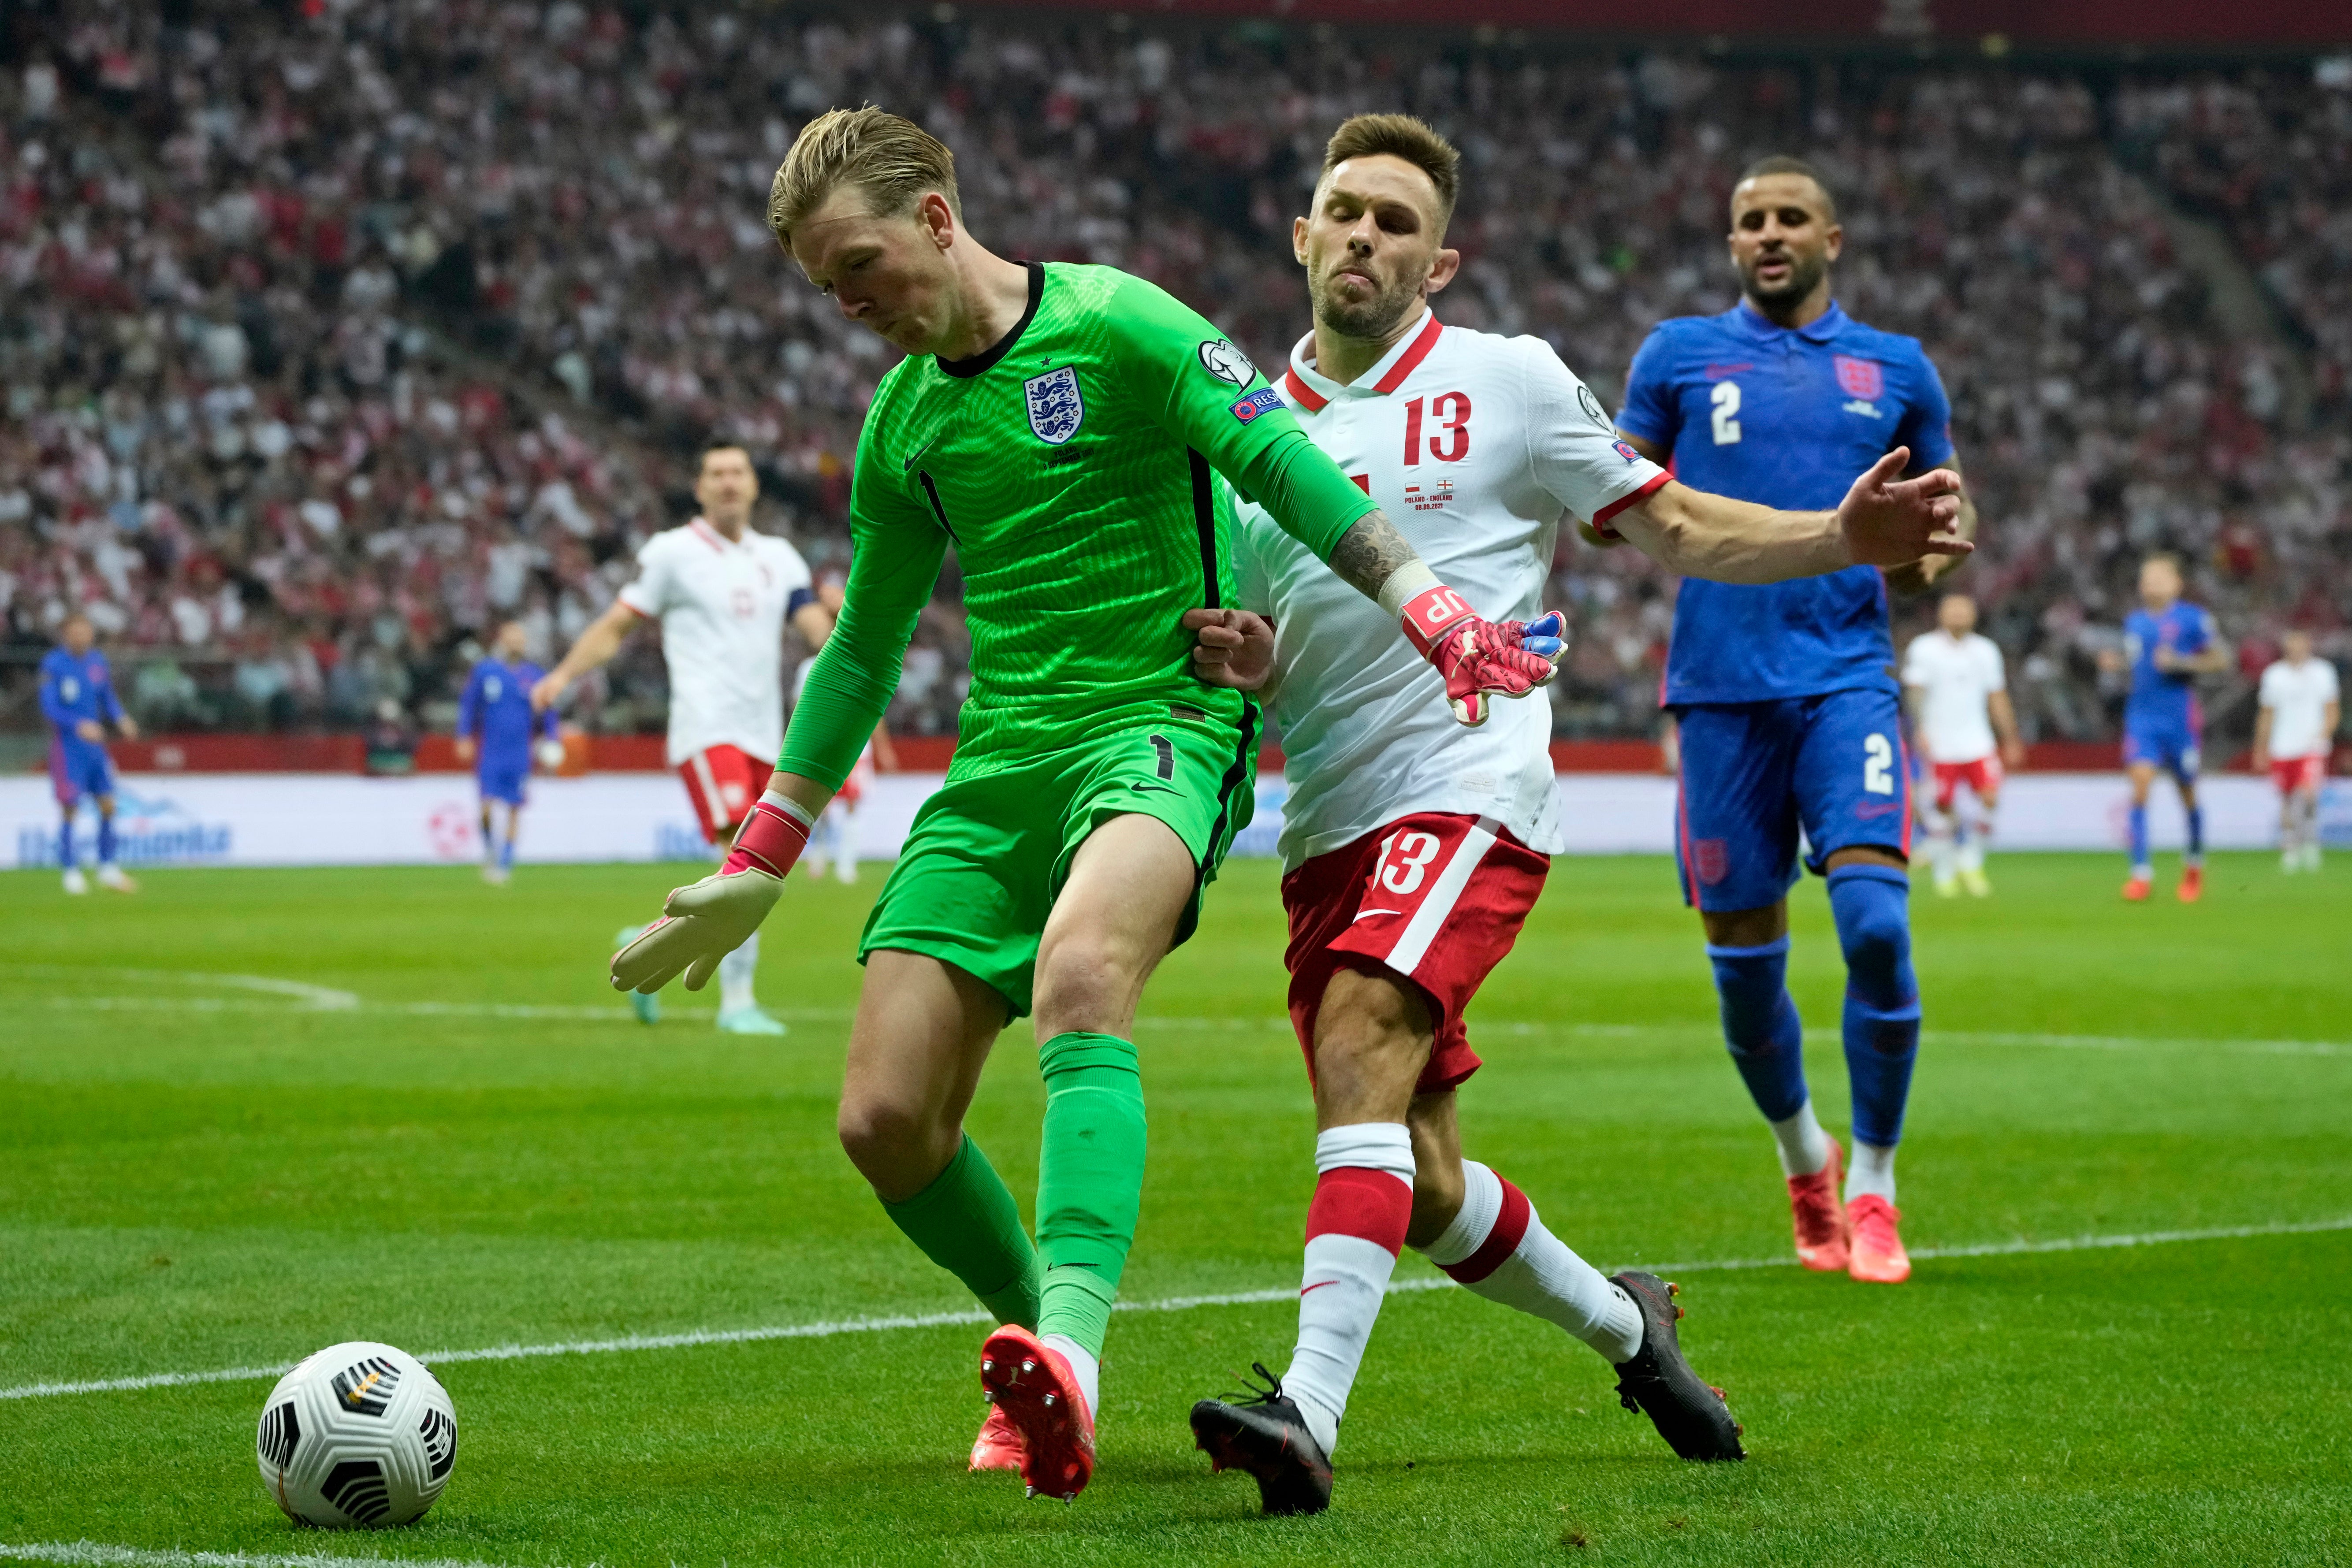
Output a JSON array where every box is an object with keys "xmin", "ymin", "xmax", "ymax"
[{"xmin": 1710, "ymin": 381, "xmax": 1742, "ymax": 445}]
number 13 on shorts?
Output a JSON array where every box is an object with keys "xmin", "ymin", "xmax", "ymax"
[{"xmin": 1373, "ymin": 829, "xmax": 1445, "ymax": 895}]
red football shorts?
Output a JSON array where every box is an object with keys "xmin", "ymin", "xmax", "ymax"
[
  {"xmin": 2271, "ymin": 754, "xmax": 2326, "ymax": 795},
  {"xmin": 678, "ymin": 744, "xmax": 774, "ymax": 843},
  {"xmin": 1281, "ymin": 812, "xmax": 1549, "ymax": 1096},
  {"xmin": 1931, "ymin": 756, "xmax": 2003, "ymax": 812}
]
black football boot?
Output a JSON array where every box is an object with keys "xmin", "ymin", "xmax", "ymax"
[
  {"xmin": 1607, "ymin": 1271, "xmax": 1747, "ymax": 1461},
  {"xmin": 1188, "ymin": 1362, "xmax": 1335, "ymax": 1516}
]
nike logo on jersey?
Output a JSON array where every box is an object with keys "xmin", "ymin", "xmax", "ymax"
[
  {"xmin": 1352, "ymin": 908, "xmax": 1403, "ymax": 921},
  {"xmin": 1128, "ymin": 782, "xmax": 1183, "ymax": 796},
  {"xmin": 901, "ymin": 433, "xmax": 945, "ymax": 472}
]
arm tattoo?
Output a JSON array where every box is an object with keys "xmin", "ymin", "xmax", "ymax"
[{"xmin": 1325, "ymin": 509, "xmax": 1421, "ymax": 599}]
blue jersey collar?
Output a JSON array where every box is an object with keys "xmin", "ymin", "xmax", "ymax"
[{"xmin": 1727, "ymin": 298, "xmax": 1848, "ymax": 342}]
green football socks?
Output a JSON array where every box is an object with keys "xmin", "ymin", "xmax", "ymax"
[
  {"xmin": 879, "ymin": 1133, "xmax": 1041, "ymax": 1331},
  {"xmin": 1033, "ymin": 1031, "xmax": 1147, "ymax": 1359}
]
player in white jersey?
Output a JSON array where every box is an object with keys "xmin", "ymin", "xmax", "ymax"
[
  {"xmin": 789, "ymin": 591, "xmax": 895, "ymax": 884},
  {"xmin": 1902, "ymin": 594, "xmax": 2025, "ymax": 896},
  {"xmin": 535, "ymin": 442, "xmax": 833, "ymax": 1032},
  {"xmin": 2252, "ymin": 629, "xmax": 2341, "ymax": 873},
  {"xmin": 1177, "ymin": 115, "xmax": 1969, "ymax": 1516}
]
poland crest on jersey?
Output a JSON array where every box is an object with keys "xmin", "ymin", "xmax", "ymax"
[{"xmin": 1023, "ymin": 365, "xmax": 1085, "ymax": 445}]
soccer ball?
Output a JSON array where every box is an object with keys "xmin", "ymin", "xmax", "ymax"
[
  {"xmin": 255, "ymin": 1341, "xmax": 458, "ymax": 1527},
  {"xmin": 535, "ymin": 736, "xmax": 566, "ymax": 770}
]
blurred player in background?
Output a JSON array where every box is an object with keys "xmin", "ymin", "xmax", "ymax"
[
  {"xmin": 2252, "ymin": 628, "xmax": 2340, "ymax": 873},
  {"xmin": 456, "ymin": 620, "xmax": 564, "ymax": 885},
  {"xmin": 790, "ymin": 623, "xmax": 897, "ymax": 884},
  {"xmin": 1617, "ymin": 156, "xmax": 1976, "ymax": 1286},
  {"xmin": 607, "ymin": 107, "xmax": 1566, "ymax": 1506},
  {"xmin": 39, "ymin": 612, "xmax": 140, "ymax": 895},
  {"xmin": 1181, "ymin": 116, "xmax": 1964, "ymax": 1513},
  {"xmin": 2098, "ymin": 554, "xmax": 2228, "ymax": 903},
  {"xmin": 534, "ymin": 442, "xmax": 833, "ymax": 1031},
  {"xmin": 1902, "ymin": 594, "xmax": 2025, "ymax": 896}
]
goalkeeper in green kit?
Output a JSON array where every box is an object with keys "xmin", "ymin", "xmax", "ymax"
[{"xmin": 610, "ymin": 107, "xmax": 1559, "ymax": 1503}]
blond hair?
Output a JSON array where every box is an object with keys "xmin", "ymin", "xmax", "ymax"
[
  {"xmin": 768, "ymin": 106, "xmax": 960, "ymax": 244},
  {"xmin": 1321, "ymin": 113, "xmax": 1461, "ymax": 226}
]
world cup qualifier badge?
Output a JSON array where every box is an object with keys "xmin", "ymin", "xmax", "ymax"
[{"xmin": 1024, "ymin": 364, "xmax": 1085, "ymax": 445}]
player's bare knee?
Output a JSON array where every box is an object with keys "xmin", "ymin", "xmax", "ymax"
[
  {"xmin": 835, "ymin": 1093, "xmax": 951, "ymax": 1199},
  {"xmin": 1031, "ymin": 934, "xmax": 1143, "ymax": 1036},
  {"xmin": 1701, "ymin": 902, "xmax": 1785, "ymax": 948},
  {"xmin": 1312, "ymin": 969, "xmax": 1430, "ymax": 1122}
]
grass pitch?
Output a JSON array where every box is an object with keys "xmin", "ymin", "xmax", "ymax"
[{"xmin": 2, "ymin": 851, "xmax": 2348, "ymax": 1566}]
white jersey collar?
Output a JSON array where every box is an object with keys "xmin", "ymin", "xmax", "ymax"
[{"xmin": 1281, "ymin": 309, "xmax": 1444, "ymax": 414}]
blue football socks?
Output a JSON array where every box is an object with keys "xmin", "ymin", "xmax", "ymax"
[
  {"xmin": 2185, "ymin": 804, "xmax": 2205, "ymax": 868},
  {"xmin": 1708, "ymin": 936, "xmax": 1808, "ymax": 1122},
  {"xmin": 58, "ymin": 818, "xmax": 74, "ymax": 870},
  {"xmin": 1827, "ymin": 865, "xmax": 1922, "ymax": 1148},
  {"xmin": 97, "ymin": 814, "xmax": 117, "ymax": 866},
  {"xmin": 2128, "ymin": 803, "xmax": 2151, "ymax": 874}
]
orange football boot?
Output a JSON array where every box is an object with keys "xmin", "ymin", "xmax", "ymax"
[
  {"xmin": 1846, "ymin": 1194, "xmax": 1912, "ymax": 1283},
  {"xmin": 968, "ymin": 1403, "xmax": 1024, "ymax": 1472},
  {"xmin": 2177, "ymin": 866, "xmax": 2204, "ymax": 903},
  {"xmin": 2121, "ymin": 874, "xmax": 2153, "ymax": 902},
  {"xmin": 1787, "ymin": 1138, "xmax": 1850, "ymax": 1272},
  {"xmin": 979, "ymin": 1325, "xmax": 1095, "ymax": 1501}
]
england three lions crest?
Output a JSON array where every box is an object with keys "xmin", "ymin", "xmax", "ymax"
[{"xmin": 1024, "ymin": 365, "xmax": 1085, "ymax": 446}]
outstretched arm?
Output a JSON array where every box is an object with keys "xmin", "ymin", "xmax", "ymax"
[
  {"xmin": 1604, "ymin": 439, "xmax": 1967, "ymax": 584},
  {"xmin": 533, "ymin": 598, "xmax": 644, "ymax": 711},
  {"xmin": 1989, "ymin": 689, "xmax": 2026, "ymax": 768}
]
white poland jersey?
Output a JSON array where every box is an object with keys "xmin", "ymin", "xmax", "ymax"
[
  {"xmin": 1236, "ymin": 312, "xmax": 1668, "ymax": 872},
  {"xmin": 618, "ymin": 517, "xmax": 812, "ymax": 765},
  {"xmin": 1901, "ymin": 629, "xmax": 2006, "ymax": 765},
  {"xmin": 2258, "ymin": 656, "xmax": 2340, "ymax": 760}
]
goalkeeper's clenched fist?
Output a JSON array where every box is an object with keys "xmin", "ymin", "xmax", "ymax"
[{"xmin": 610, "ymin": 794, "xmax": 811, "ymax": 994}]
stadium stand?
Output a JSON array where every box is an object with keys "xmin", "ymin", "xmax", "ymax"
[{"xmin": 2, "ymin": 3, "xmax": 2345, "ymax": 752}]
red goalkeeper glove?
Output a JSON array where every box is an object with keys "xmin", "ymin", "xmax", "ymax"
[
  {"xmin": 610, "ymin": 792, "xmax": 810, "ymax": 994},
  {"xmin": 1395, "ymin": 578, "xmax": 1565, "ymax": 727}
]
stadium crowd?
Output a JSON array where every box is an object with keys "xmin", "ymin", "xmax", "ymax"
[{"xmin": 2, "ymin": 1, "xmax": 2345, "ymax": 748}]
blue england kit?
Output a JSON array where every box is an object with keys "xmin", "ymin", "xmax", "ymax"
[
  {"xmin": 2120, "ymin": 601, "xmax": 2213, "ymax": 779},
  {"xmin": 457, "ymin": 658, "xmax": 559, "ymax": 805},
  {"xmin": 1619, "ymin": 301, "xmax": 1953, "ymax": 912},
  {"xmin": 1620, "ymin": 299, "xmax": 1953, "ymax": 1158},
  {"xmin": 39, "ymin": 646, "xmax": 123, "ymax": 805}
]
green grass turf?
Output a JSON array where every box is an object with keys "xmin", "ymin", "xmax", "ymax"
[{"xmin": 2, "ymin": 852, "xmax": 2348, "ymax": 1566}]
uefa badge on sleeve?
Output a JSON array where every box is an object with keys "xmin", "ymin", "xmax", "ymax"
[{"xmin": 1024, "ymin": 365, "xmax": 1085, "ymax": 445}]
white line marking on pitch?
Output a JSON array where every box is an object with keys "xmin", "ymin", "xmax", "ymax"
[
  {"xmin": 5, "ymin": 1216, "xmax": 2344, "ymax": 1404},
  {"xmin": 19, "ymin": 979, "xmax": 2352, "ymax": 1057},
  {"xmin": 0, "ymin": 1546, "xmax": 508, "ymax": 1568}
]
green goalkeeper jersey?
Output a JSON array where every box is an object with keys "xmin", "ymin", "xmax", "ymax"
[{"xmin": 782, "ymin": 261, "xmax": 1380, "ymax": 786}]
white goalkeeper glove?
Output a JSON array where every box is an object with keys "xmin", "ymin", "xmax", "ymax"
[{"xmin": 610, "ymin": 791, "xmax": 811, "ymax": 994}]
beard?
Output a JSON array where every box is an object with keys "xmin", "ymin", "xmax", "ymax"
[
  {"xmin": 1312, "ymin": 264, "xmax": 1422, "ymax": 342},
  {"xmin": 1739, "ymin": 248, "xmax": 1828, "ymax": 308}
]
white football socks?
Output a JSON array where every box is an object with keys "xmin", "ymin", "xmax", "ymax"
[
  {"xmin": 1418, "ymin": 1161, "xmax": 1644, "ymax": 1365},
  {"xmin": 718, "ymin": 929, "xmax": 760, "ymax": 1015},
  {"xmin": 1283, "ymin": 1123, "xmax": 1416, "ymax": 1457},
  {"xmin": 1923, "ymin": 810, "xmax": 1956, "ymax": 877},
  {"xmin": 1769, "ymin": 1099, "xmax": 1834, "ymax": 1178},
  {"xmin": 1845, "ymin": 1139, "xmax": 1898, "ymax": 1203},
  {"xmin": 1038, "ymin": 1332, "xmax": 1099, "ymax": 1422}
]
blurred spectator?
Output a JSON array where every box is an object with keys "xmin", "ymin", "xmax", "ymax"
[{"xmin": 0, "ymin": 3, "xmax": 2342, "ymax": 752}]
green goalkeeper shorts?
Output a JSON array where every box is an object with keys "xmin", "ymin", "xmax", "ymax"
[{"xmin": 858, "ymin": 704, "xmax": 1261, "ymax": 1018}]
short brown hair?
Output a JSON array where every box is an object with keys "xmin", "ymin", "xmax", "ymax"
[
  {"xmin": 1321, "ymin": 113, "xmax": 1460, "ymax": 226},
  {"xmin": 768, "ymin": 105, "xmax": 960, "ymax": 244},
  {"xmin": 1734, "ymin": 154, "xmax": 1838, "ymax": 222}
]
